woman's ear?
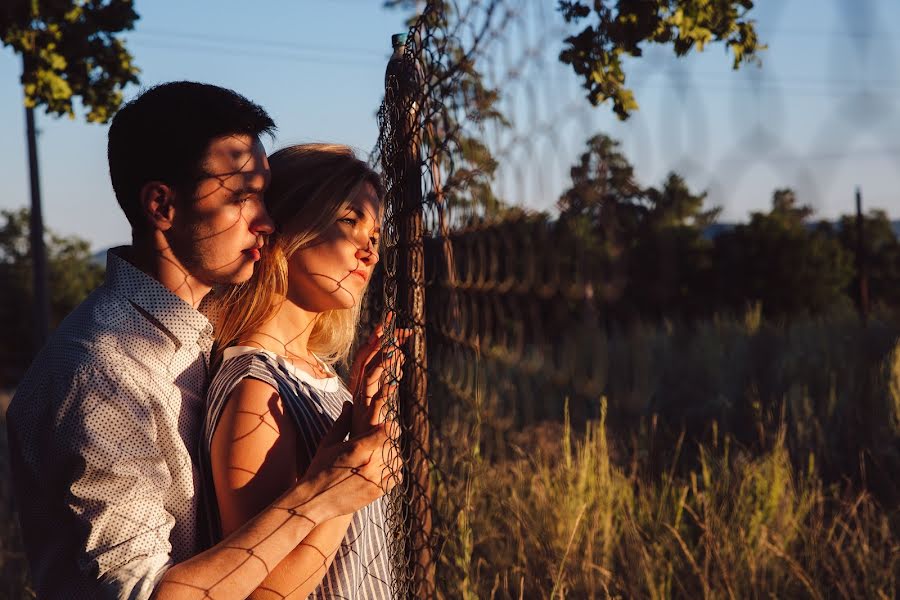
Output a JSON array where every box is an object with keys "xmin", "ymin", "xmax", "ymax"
[{"xmin": 139, "ymin": 181, "xmax": 178, "ymax": 232}]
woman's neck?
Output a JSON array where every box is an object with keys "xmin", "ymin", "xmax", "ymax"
[{"xmin": 246, "ymin": 297, "xmax": 320, "ymax": 361}]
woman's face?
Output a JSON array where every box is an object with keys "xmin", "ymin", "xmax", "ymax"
[{"xmin": 286, "ymin": 182, "xmax": 382, "ymax": 313}]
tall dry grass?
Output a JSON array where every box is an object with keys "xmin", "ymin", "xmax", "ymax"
[
  {"xmin": 429, "ymin": 309, "xmax": 900, "ymax": 598},
  {"xmin": 432, "ymin": 400, "xmax": 898, "ymax": 599}
]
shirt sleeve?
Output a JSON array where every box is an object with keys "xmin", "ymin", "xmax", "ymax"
[{"xmin": 56, "ymin": 362, "xmax": 175, "ymax": 600}]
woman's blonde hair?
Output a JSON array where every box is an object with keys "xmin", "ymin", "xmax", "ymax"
[{"xmin": 214, "ymin": 143, "xmax": 384, "ymax": 367}]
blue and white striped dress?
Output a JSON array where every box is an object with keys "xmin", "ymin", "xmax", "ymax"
[{"xmin": 200, "ymin": 346, "xmax": 394, "ymax": 599}]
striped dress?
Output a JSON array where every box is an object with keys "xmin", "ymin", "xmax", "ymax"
[{"xmin": 200, "ymin": 346, "xmax": 394, "ymax": 599}]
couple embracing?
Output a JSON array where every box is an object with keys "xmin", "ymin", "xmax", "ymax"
[{"xmin": 7, "ymin": 81, "xmax": 404, "ymax": 599}]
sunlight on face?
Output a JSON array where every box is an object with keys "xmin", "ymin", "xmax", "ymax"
[
  {"xmin": 167, "ymin": 134, "xmax": 274, "ymax": 288},
  {"xmin": 286, "ymin": 183, "xmax": 382, "ymax": 313}
]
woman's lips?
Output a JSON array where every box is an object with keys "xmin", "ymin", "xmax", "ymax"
[
  {"xmin": 351, "ymin": 269, "xmax": 368, "ymax": 282},
  {"xmin": 244, "ymin": 248, "xmax": 261, "ymax": 261}
]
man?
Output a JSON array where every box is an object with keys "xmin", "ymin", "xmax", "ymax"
[{"xmin": 7, "ymin": 82, "xmax": 393, "ymax": 599}]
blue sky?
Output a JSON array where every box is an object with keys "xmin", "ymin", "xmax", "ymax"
[{"xmin": 1, "ymin": 0, "xmax": 899, "ymax": 251}]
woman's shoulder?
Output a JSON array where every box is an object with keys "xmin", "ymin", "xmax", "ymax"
[{"xmin": 208, "ymin": 346, "xmax": 285, "ymax": 401}]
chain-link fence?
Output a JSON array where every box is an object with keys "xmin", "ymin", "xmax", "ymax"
[{"xmin": 368, "ymin": 1, "xmax": 900, "ymax": 597}]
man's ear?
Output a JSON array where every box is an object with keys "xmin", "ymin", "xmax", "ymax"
[{"xmin": 139, "ymin": 181, "xmax": 177, "ymax": 232}]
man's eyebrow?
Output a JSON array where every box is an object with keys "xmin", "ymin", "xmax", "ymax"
[{"xmin": 236, "ymin": 184, "xmax": 267, "ymax": 195}]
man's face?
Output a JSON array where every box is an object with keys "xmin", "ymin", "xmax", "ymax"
[{"xmin": 166, "ymin": 134, "xmax": 274, "ymax": 287}]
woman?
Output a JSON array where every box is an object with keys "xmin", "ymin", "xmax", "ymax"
[{"xmin": 202, "ymin": 144, "xmax": 402, "ymax": 599}]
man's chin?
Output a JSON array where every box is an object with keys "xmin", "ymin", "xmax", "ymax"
[{"xmin": 209, "ymin": 264, "xmax": 258, "ymax": 287}]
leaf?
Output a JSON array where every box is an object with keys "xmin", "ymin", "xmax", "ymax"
[
  {"xmin": 558, "ymin": 0, "xmax": 763, "ymax": 118},
  {"xmin": 3, "ymin": 0, "xmax": 140, "ymax": 123}
]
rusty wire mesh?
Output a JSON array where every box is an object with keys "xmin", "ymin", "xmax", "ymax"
[{"xmin": 364, "ymin": 0, "xmax": 900, "ymax": 597}]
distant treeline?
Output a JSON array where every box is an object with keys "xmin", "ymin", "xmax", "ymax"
[
  {"xmin": 0, "ymin": 208, "xmax": 104, "ymax": 385},
  {"xmin": 543, "ymin": 134, "xmax": 900, "ymax": 322},
  {"xmin": 703, "ymin": 220, "xmax": 900, "ymax": 241}
]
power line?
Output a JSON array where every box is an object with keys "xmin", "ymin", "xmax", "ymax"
[
  {"xmin": 128, "ymin": 39, "xmax": 383, "ymax": 69},
  {"xmin": 760, "ymin": 28, "xmax": 900, "ymax": 42},
  {"xmin": 717, "ymin": 147, "xmax": 900, "ymax": 164},
  {"xmin": 131, "ymin": 28, "xmax": 384, "ymax": 58}
]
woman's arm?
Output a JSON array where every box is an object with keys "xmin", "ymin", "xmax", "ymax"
[
  {"xmin": 209, "ymin": 377, "xmax": 355, "ymax": 599},
  {"xmin": 152, "ymin": 400, "xmax": 392, "ymax": 599}
]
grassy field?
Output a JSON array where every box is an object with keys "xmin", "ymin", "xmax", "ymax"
[
  {"xmin": 430, "ymin": 404, "xmax": 897, "ymax": 599},
  {"xmin": 1, "ymin": 312, "xmax": 898, "ymax": 598},
  {"xmin": 427, "ymin": 311, "xmax": 900, "ymax": 599}
]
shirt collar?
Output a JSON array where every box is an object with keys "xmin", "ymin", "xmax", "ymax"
[{"xmin": 105, "ymin": 247, "xmax": 214, "ymax": 347}]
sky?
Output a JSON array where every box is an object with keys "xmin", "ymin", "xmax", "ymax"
[{"xmin": 1, "ymin": 0, "xmax": 899, "ymax": 252}]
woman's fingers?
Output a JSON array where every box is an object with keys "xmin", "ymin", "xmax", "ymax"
[
  {"xmin": 349, "ymin": 328, "xmax": 384, "ymax": 395},
  {"xmin": 365, "ymin": 335, "xmax": 409, "ymax": 381},
  {"xmin": 369, "ymin": 377, "xmax": 402, "ymax": 426}
]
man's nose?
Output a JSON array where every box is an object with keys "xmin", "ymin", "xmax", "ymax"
[{"xmin": 250, "ymin": 202, "xmax": 275, "ymax": 235}]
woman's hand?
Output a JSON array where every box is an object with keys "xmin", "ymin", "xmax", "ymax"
[
  {"xmin": 347, "ymin": 314, "xmax": 410, "ymax": 437},
  {"xmin": 301, "ymin": 402, "xmax": 401, "ymax": 517}
]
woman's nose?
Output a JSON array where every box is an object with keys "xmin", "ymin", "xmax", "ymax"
[{"xmin": 356, "ymin": 238, "xmax": 379, "ymax": 266}]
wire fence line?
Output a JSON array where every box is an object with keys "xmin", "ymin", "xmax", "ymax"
[{"xmin": 366, "ymin": 0, "xmax": 900, "ymax": 597}]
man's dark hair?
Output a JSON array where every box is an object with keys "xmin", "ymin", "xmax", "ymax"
[{"xmin": 107, "ymin": 81, "xmax": 276, "ymax": 232}]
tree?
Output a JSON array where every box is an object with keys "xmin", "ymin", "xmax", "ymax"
[
  {"xmin": 836, "ymin": 209, "xmax": 900, "ymax": 310},
  {"xmin": 557, "ymin": 134, "xmax": 649, "ymax": 307},
  {"xmin": 1, "ymin": 0, "xmax": 139, "ymax": 346},
  {"xmin": 714, "ymin": 190, "xmax": 853, "ymax": 317},
  {"xmin": 558, "ymin": 0, "xmax": 763, "ymax": 119},
  {"xmin": 630, "ymin": 173, "xmax": 719, "ymax": 318},
  {"xmin": 557, "ymin": 135, "xmax": 721, "ymax": 318},
  {"xmin": 644, "ymin": 172, "xmax": 720, "ymax": 229},
  {"xmin": 0, "ymin": 208, "xmax": 105, "ymax": 384}
]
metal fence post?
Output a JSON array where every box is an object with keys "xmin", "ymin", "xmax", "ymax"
[{"xmin": 383, "ymin": 33, "xmax": 435, "ymax": 598}]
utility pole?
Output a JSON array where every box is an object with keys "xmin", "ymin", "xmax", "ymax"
[
  {"xmin": 855, "ymin": 186, "xmax": 869, "ymax": 322},
  {"xmin": 24, "ymin": 57, "xmax": 50, "ymax": 347}
]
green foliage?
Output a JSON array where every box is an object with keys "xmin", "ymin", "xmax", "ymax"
[
  {"xmin": 556, "ymin": 132, "xmax": 875, "ymax": 320},
  {"xmin": 0, "ymin": 208, "xmax": 104, "ymax": 383},
  {"xmin": 645, "ymin": 172, "xmax": 720, "ymax": 229},
  {"xmin": 836, "ymin": 209, "xmax": 900, "ymax": 309},
  {"xmin": 558, "ymin": 133, "xmax": 645, "ymax": 226},
  {"xmin": 714, "ymin": 191, "xmax": 854, "ymax": 317},
  {"xmin": 1, "ymin": 0, "xmax": 140, "ymax": 122},
  {"xmin": 558, "ymin": 0, "xmax": 763, "ymax": 119},
  {"xmin": 558, "ymin": 134, "xmax": 721, "ymax": 318}
]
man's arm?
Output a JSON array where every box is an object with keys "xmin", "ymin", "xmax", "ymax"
[
  {"xmin": 155, "ymin": 402, "xmax": 391, "ymax": 600},
  {"xmin": 57, "ymin": 361, "xmax": 390, "ymax": 600}
]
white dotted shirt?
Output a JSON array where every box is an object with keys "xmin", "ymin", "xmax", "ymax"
[{"xmin": 6, "ymin": 248, "xmax": 214, "ymax": 600}]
